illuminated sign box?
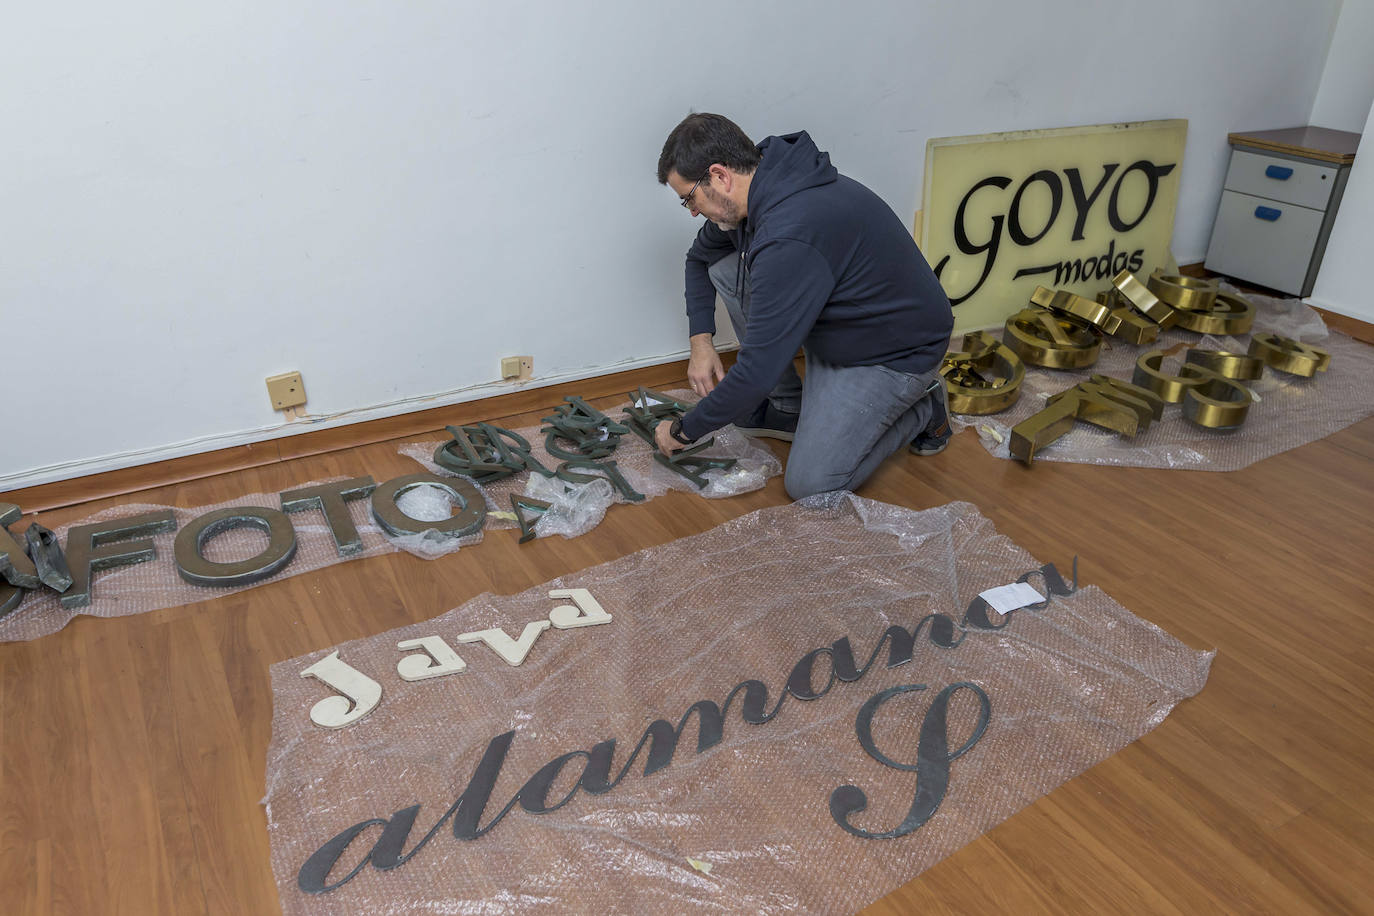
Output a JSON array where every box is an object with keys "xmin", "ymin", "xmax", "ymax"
[{"xmin": 919, "ymin": 120, "xmax": 1186, "ymax": 332}]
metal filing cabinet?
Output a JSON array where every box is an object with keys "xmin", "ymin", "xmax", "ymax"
[{"xmin": 1205, "ymin": 126, "xmax": 1359, "ymax": 297}]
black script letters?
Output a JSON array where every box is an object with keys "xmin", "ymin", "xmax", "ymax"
[
  {"xmin": 1017, "ymin": 558, "xmax": 1079, "ymax": 609},
  {"xmin": 1064, "ymin": 164, "xmax": 1119, "ymax": 241},
  {"xmin": 1014, "ymin": 236, "xmax": 1147, "ymax": 286},
  {"xmin": 829, "ymin": 682, "xmax": 992, "ymax": 839},
  {"xmin": 582, "ymin": 680, "xmax": 782, "ymax": 796},
  {"xmin": 519, "ymin": 750, "xmax": 595, "ymax": 814},
  {"xmin": 1007, "ymin": 170, "xmax": 1063, "ymax": 246},
  {"xmin": 298, "ymin": 730, "xmax": 517, "ymax": 893},
  {"xmin": 294, "ymin": 616, "xmax": 962, "ymax": 894},
  {"xmin": 828, "ymin": 615, "xmax": 966, "ymax": 684},
  {"xmin": 935, "ymin": 161, "xmax": 1176, "ymax": 304},
  {"xmin": 964, "ymin": 560, "xmax": 1078, "ymax": 628},
  {"xmin": 1109, "ymin": 160, "xmax": 1175, "ymax": 232},
  {"xmin": 296, "ymin": 816, "xmax": 392, "ymax": 893},
  {"xmin": 296, "ymin": 564, "xmax": 1075, "ymax": 894},
  {"xmin": 939, "ymin": 176, "xmax": 1012, "ymax": 305}
]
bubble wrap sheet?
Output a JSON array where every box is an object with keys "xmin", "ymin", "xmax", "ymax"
[
  {"xmin": 959, "ymin": 289, "xmax": 1374, "ymax": 470},
  {"xmin": 0, "ymin": 488, "xmax": 413, "ymax": 643},
  {"xmin": 264, "ymin": 494, "xmax": 1212, "ymax": 915},
  {"xmin": 399, "ymin": 389, "xmax": 782, "ymax": 547},
  {"xmin": 1, "ymin": 394, "xmax": 779, "ymax": 641}
]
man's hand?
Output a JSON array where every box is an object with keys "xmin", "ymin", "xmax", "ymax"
[
  {"xmin": 687, "ymin": 333, "xmax": 725, "ymax": 397},
  {"xmin": 655, "ymin": 419, "xmax": 685, "ymax": 456}
]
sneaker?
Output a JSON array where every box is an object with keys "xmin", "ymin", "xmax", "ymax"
[
  {"xmin": 735, "ymin": 400, "xmax": 799, "ymax": 441},
  {"xmin": 909, "ymin": 377, "xmax": 951, "ymax": 456}
]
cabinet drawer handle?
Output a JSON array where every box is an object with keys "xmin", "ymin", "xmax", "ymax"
[
  {"xmin": 1254, "ymin": 206, "xmax": 1282, "ymax": 221},
  {"xmin": 1264, "ymin": 165, "xmax": 1294, "ymax": 180}
]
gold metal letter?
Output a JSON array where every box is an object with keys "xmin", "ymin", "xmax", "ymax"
[
  {"xmin": 1247, "ymin": 333, "xmax": 1332, "ymax": 377},
  {"xmin": 1002, "ymin": 309, "xmax": 1102, "ymax": 369},
  {"xmin": 940, "ymin": 331, "xmax": 1025, "ymax": 414}
]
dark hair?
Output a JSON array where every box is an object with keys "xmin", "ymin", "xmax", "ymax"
[{"xmin": 657, "ymin": 113, "xmax": 760, "ymax": 184}]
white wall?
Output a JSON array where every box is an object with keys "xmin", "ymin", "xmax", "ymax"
[
  {"xmin": 1304, "ymin": 0, "xmax": 1374, "ymax": 321},
  {"xmin": 0, "ymin": 0, "xmax": 1344, "ymax": 488},
  {"xmin": 1308, "ymin": 97, "xmax": 1374, "ymax": 322},
  {"xmin": 1310, "ymin": 0, "xmax": 1374, "ymax": 132}
]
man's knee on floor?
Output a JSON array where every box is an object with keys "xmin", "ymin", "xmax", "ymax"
[{"xmin": 785, "ymin": 463, "xmax": 844, "ymax": 501}]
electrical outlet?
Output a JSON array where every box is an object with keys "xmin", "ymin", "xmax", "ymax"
[
  {"xmin": 266, "ymin": 371, "xmax": 307, "ymax": 410},
  {"xmin": 501, "ymin": 356, "xmax": 533, "ymax": 380}
]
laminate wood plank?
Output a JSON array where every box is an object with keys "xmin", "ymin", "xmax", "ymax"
[
  {"xmin": 1024, "ymin": 797, "xmax": 1191, "ymax": 914},
  {"xmin": 983, "ymin": 802, "xmax": 1189, "ymax": 914},
  {"xmin": 1160, "ymin": 707, "xmax": 1336, "ymax": 828},
  {"xmin": 77, "ymin": 618, "xmax": 182, "ymax": 915},
  {"xmin": 887, "ymin": 833, "xmax": 1064, "ymax": 913},
  {"xmin": 166, "ymin": 605, "xmax": 279, "ymax": 915},
  {"xmin": 1268, "ymin": 810, "xmax": 1374, "ymax": 911},
  {"xmin": 1059, "ymin": 760, "xmax": 1311, "ymax": 913},
  {"xmin": 1129, "ymin": 740, "xmax": 1362, "ymax": 913},
  {"xmin": 133, "ymin": 619, "xmax": 214, "ymax": 915},
  {"xmin": 38, "ymin": 637, "xmax": 107, "ymax": 916},
  {"xmin": 0, "ymin": 658, "xmax": 40, "ymax": 915},
  {"xmin": 1280, "ymin": 792, "xmax": 1374, "ymax": 864}
]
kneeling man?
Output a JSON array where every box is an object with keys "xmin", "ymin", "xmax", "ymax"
[{"xmin": 654, "ymin": 113, "xmax": 954, "ymax": 499}]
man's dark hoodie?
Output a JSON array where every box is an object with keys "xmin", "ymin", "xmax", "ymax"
[{"xmin": 678, "ymin": 131, "xmax": 953, "ymax": 441}]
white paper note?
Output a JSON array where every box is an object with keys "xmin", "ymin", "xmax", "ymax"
[{"xmin": 977, "ymin": 582, "xmax": 1046, "ymax": 615}]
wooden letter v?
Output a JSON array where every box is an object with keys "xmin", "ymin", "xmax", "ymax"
[{"xmin": 455, "ymin": 620, "xmax": 552, "ymax": 667}]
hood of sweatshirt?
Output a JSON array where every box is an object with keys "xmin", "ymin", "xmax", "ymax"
[{"xmin": 746, "ymin": 131, "xmax": 839, "ymax": 224}]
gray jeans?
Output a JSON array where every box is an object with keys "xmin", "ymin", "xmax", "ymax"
[{"xmin": 709, "ymin": 253, "xmax": 942, "ymax": 500}]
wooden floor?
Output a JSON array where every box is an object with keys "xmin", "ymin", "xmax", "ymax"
[{"xmin": 2, "ymin": 378, "xmax": 1372, "ymax": 914}]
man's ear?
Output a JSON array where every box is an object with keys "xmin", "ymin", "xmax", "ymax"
[{"xmin": 709, "ymin": 163, "xmax": 729, "ymax": 191}]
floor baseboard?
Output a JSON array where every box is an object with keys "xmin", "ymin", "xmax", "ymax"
[{"xmin": 2, "ymin": 355, "xmax": 732, "ymax": 515}]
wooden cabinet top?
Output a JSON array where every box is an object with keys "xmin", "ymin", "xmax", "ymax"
[{"xmin": 1228, "ymin": 126, "xmax": 1360, "ymax": 165}]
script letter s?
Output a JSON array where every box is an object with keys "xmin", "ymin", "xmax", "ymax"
[{"xmin": 830, "ymin": 682, "xmax": 991, "ymax": 839}]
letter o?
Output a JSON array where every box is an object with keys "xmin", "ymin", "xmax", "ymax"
[
  {"xmin": 1108, "ymin": 160, "xmax": 1168, "ymax": 232},
  {"xmin": 174, "ymin": 507, "xmax": 298, "ymax": 587},
  {"xmin": 1007, "ymin": 170, "xmax": 1063, "ymax": 246},
  {"xmin": 371, "ymin": 473, "xmax": 487, "ymax": 538}
]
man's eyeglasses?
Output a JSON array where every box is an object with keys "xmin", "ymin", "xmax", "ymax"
[{"xmin": 680, "ymin": 174, "xmax": 707, "ymax": 209}]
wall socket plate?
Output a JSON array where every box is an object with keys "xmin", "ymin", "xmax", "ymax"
[
  {"xmin": 501, "ymin": 356, "xmax": 533, "ymax": 380},
  {"xmin": 266, "ymin": 371, "xmax": 307, "ymax": 410}
]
